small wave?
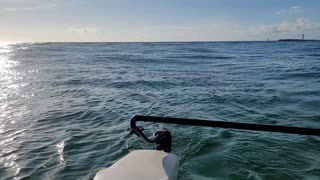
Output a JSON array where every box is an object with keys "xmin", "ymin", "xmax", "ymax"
[
  {"xmin": 287, "ymin": 72, "xmax": 320, "ymax": 79},
  {"xmin": 167, "ymin": 55, "xmax": 233, "ymax": 60},
  {"xmin": 108, "ymin": 80, "xmax": 178, "ymax": 89}
]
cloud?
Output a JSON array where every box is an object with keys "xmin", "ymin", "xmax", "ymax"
[
  {"xmin": 276, "ymin": 5, "xmax": 301, "ymax": 15},
  {"xmin": 98, "ymin": 22, "xmax": 247, "ymax": 42},
  {"xmin": 64, "ymin": 27, "xmax": 106, "ymax": 41},
  {"xmin": 3, "ymin": 4, "xmax": 56, "ymax": 11},
  {"xmin": 67, "ymin": 27, "xmax": 103, "ymax": 34},
  {"xmin": 248, "ymin": 18, "xmax": 320, "ymax": 39},
  {"xmin": 125, "ymin": 18, "xmax": 320, "ymax": 41},
  {"xmin": 250, "ymin": 18, "xmax": 320, "ymax": 34},
  {"xmin": 1, "ymin": 0, "xmax": 57, "ymax": 12}
]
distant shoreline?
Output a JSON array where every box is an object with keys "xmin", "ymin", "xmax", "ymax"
[
  {"xmin": 2, "ymin": 40, "xmax": 320, "ymax": 43},
  {"xmin": 278, "ymin": 39, "xmax": 320, "ymax": 42}
]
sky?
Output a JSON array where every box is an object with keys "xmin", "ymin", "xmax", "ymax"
[{"xmin": 0, "ymin": 0, "xmax": 320, "ymax": 42}]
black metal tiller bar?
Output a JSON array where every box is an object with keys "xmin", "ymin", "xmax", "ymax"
[{"xmin": 130, "ymin": 115, "xmax": 320, "ymax": 144}]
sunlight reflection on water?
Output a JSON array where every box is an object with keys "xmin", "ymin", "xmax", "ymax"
[
  {"xmin": 56, "ymin": 140, "xmax": 66, "ymax": 164},
  {"xmin": 0, "ymin": 43, "xmax": 23, "ymax": 179}
]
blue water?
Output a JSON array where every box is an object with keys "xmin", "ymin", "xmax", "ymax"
[{"xmin": 0, "ymin": 42, "xmax": 319, "ymax": 180}]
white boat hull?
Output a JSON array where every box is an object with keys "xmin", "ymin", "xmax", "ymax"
[{"xmin": 94, "ymin": 150, "xmax": 180, "ymax": 180}]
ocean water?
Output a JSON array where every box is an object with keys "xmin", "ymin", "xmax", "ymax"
[{"xmin": 0, "ymin": 42, "xmax": 320, "ymax": 180}]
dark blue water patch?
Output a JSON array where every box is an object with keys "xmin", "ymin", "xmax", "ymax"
[
  {"xmin": 286, "ymin": 72, "xmax": 320, "ymax": 79},
  {"xmin": 178, "ymin": 47, "xmax": 215, "ymax": 53},
  {"xmin": 263, "ymin": 71, "xmax": 320, "ymax": 80},
  {"xmin": 308, "ymin": 53, "xmax": 320, "ymax": 57}
]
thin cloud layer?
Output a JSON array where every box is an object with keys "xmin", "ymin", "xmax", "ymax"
[
  {"xmin": 249, "ymin": 18, "xmax": 320, "ymax": 39},
  {"xmin": 1, "ymin": 0, "xmax": 57, "ymax": 12},
  {"xmin": 276, "ymin": 5, "xmax": 301, "ymax": 15}
]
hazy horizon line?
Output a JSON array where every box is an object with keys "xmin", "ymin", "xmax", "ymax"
[{"xmin": 2, "ymin": 39, "xmax": 319, "ymax": 44}]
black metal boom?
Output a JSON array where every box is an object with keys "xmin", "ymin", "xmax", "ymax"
[{"xmin": 130, "ymin": 115, "xmax": 320, "ymax": 142}]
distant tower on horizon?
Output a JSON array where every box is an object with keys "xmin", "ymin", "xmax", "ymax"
[{"xmin": 302, "ymin": 34, "xmax": 305, "ymax": 40}]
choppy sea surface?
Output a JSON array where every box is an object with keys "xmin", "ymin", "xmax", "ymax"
[{"xmin": 0, "ymin": 42, "xmax": 320, "ymax": 180}]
